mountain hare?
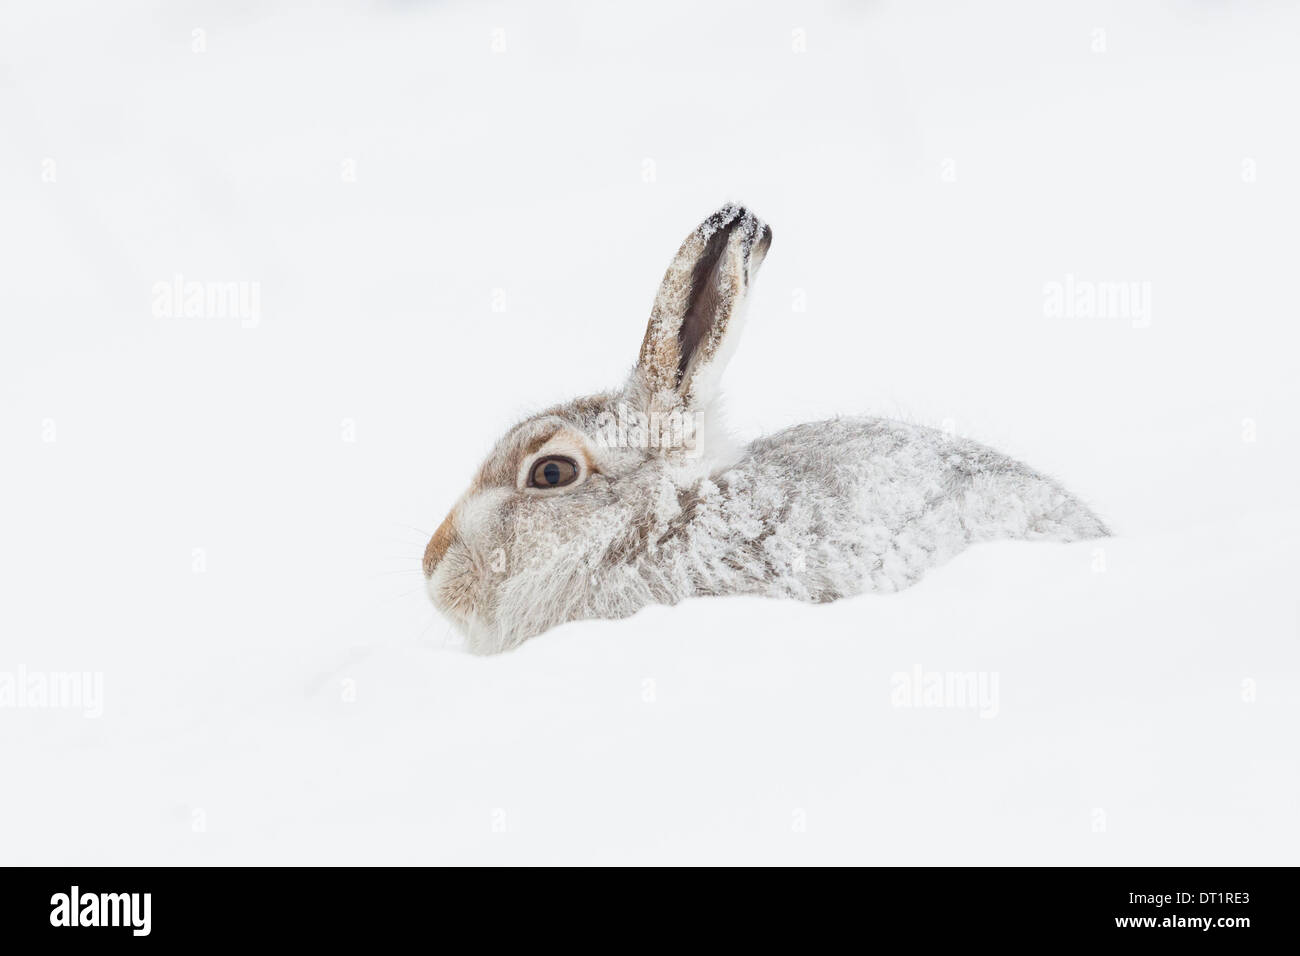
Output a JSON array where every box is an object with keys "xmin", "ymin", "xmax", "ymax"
[{"xmin": 425, "ymin": 204, "xmax": 1107, "ymax": 653}]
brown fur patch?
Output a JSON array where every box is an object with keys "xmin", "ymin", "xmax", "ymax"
[
  {"xmin": 521, "ymin": 430, "xmax": 558, "ymax": 457},
  {"xmin": 473, "ymin": 424, "xmax": 563, "ymax": 489},
  {"xmin": 677, "ymin": 225, "xmax": 732, "ymax": 382},
  {"xmin": 423, "ymin": 512, "xmax": 458, "ymax": 576},
  {"xmin": 564, "ymin": 393, "xmax": 615, "ymax": 422}
]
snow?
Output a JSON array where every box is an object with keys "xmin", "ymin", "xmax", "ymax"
[{"xmin": 1, "ymin": 0, "xmax": 1297, "ymax": 864}]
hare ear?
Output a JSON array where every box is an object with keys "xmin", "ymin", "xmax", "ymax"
[{"xmin": 636, "ymin": 204, "xmax": 771, "ymax": 406}]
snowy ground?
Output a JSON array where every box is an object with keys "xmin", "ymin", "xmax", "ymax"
[{"xmin": 2, "ymin": 1, "xmax": 1297, "ymax": 864}]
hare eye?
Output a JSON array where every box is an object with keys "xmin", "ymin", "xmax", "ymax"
[{"xmin": 528, "ymin": 455, "xmax": 580, "ymax": 489}]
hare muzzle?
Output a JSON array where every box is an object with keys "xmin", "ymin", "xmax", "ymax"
[{"xmin": 422, "ymin": 512, "xmax": 458, "ymax": 577}]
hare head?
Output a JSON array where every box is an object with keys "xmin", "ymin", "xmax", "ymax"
[{"xmin": 424, "ymin": 205, "xmax": 772, "ymax": 653}]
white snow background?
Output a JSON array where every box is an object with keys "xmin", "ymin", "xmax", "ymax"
[{"xmin": 1, "ymin": 0, "xmax": 1297, "ymax": 864}]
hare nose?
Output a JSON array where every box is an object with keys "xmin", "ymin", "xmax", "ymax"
[{"xmin": 423, "ymin": 513, "xmax": 458, "ymax": 576}]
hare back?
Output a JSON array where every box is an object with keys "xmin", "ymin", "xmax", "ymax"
[{"xmin": 655, "ymin": 417, "xmax": 1108, "ymax": 601}]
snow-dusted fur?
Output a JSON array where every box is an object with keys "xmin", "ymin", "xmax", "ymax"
[{"xmin": 425, "ymin": 205, "xmax": 1108, "ymax": 653}]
